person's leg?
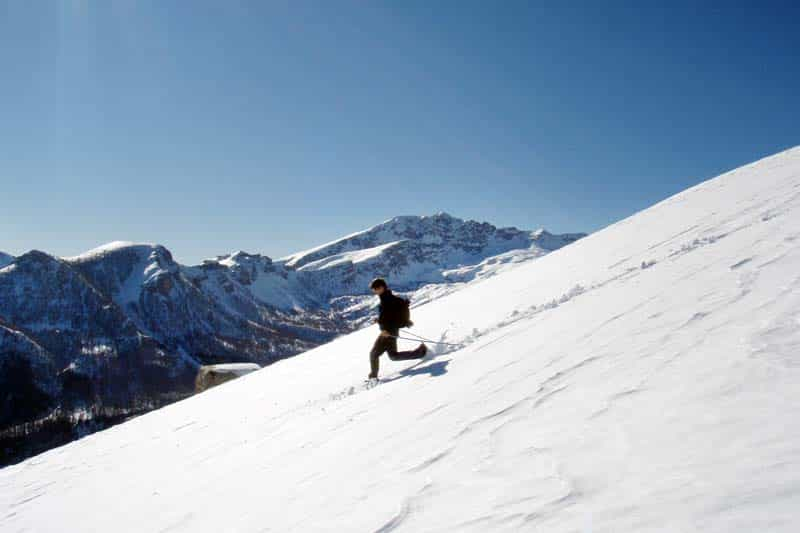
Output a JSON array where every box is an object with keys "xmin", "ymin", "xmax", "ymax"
[
  {"xmin": 368, "ymin": 335, "xmax": 387, "ymax": 378},
  {"xmin": 387, "ymin": 346, "xmax": 426, "ymax": 361},
  {"xmin": 385, "ymin": 331, "xmax": 426, "ymax": 361}
]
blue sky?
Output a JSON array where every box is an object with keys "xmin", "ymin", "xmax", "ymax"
[{"xmin": 1, "ymin": 1, "xmax": 798, "ymax": 264}]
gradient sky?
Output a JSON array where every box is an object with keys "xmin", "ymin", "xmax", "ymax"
[{"xmin": 1, "ymin": 1, "xmax": 798, "ymax": 264}]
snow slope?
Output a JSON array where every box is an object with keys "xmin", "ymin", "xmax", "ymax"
[
  {"xmin": 2, "ymin": 147, "xmax": 800, "ymax": 531},
  {"xmin": 1, "ymin": 215, "xmax": 579, "ymax": 466}
]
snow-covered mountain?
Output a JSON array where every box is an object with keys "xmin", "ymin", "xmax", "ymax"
[
  {"xmin": 0, "ymin": 250, "xmax": 196, "ymax": 436},
  {"xmin": 2, "ymin": 146, "xmax": 798, "ymax": 531},
  {"xmin": 279, "ymin": 213, "xmax": 581, "ymax": 294},
  {"xmin": 202, "ymin": 213, "xmax": 583, "ymax": 326},
  {"xmin": 0, "ymin": 215, "xmax": 581, "ymax": 464},
  {"xmin": 66, "ymin": 242, "xmax": 336, "ymax": 364}
]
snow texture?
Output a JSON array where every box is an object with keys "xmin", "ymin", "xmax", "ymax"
[{"xmin": 2, "ymin": 147, "xmax": 800, "ymax": 532}]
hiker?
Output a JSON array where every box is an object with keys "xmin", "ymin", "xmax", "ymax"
[{"xmin": 368, "ymin": 278, "xmax": 427, "ymax": 379}]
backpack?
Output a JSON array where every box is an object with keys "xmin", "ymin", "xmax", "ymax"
[{"xmin": 398, "ymin": 297, "xmax": 413, "ymax": 328}]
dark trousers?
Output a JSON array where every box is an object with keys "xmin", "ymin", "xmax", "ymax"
[{"xmin": 369, "ymin": 329, "xmax": 424, "ymax": 378}]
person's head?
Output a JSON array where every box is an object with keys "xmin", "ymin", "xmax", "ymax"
[{"xmin": 370, "ymin": 277, "xmax": 388, "ymax": 295}]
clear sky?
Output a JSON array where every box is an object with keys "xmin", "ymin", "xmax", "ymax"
[{"xmin": 2, "ymin": 1, "xmax": 798, "ymax": 264}]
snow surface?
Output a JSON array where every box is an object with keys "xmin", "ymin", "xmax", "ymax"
[
  {"xmin": 279, "ymin": 217, "xmax": 410, "ymax": 267},
  {"xmin": 296, "ymin": 240, "xmax": 403, "ymax": 272},
  {"xmin": 2, "ymin": 147, "xmax": 800, "ymax": 532}
]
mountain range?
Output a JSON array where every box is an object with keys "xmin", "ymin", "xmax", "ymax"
[{"xmin": 0, "ymin": 213, "xmax": 583, "ymax": 464}]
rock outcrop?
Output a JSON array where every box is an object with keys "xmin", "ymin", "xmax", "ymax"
[{"xmin": 195, "ymin": 363, "xmax": 261, "ymax": 393}]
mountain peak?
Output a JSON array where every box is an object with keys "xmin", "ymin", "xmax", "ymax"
[
  {"xmin": 282, "ymin": 213, "xmax": 512, "ymax": 270},
  {"xmin": 14, "ymin": 249, "xmax": 60, "ymax": 266},
  {"xmin": 423, "ymin": 211, "xmax": 455, "ymax": 221},
  {"xmin": 64, "ymin": 241, "xmax": 171, "ymax": 263},
  {"xmin": 217, "ymin": 250, "xmax": 272, "ymax": 265}
]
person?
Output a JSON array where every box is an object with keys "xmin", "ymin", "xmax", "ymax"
[{"xmin": 368, "ymin": 278, "xmax": 427, "ymax": 379}]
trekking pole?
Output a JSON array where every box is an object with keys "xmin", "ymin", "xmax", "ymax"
[
  {"xmin": 403, "ymin": 329, "xmax": 458, "ymax": 345},
  {"xmin": 388, "ymin": 333, "xmax": 462, "ymax": 346}
]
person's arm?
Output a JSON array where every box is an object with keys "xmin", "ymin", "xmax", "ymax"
[
  {"xmin": 374, "ymin": 316, "xmax": 389, "ymax": 336},
  {"xmin": 377, "ymin": 301, "xmax": 388, "ymax": 330}
]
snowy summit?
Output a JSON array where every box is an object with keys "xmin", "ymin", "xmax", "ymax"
[{"xmin": 2, "ymin": 147, "xmax": 800, "ymax": 531}]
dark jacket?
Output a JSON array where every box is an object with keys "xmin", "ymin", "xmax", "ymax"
[{"xmin": 377, "ymin": 290, "xmax": 408, "ymax": 331}]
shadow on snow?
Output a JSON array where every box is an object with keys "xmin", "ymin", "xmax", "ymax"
[{"xmin": 384, "ymin": 359, "xmax": 450, "ymax": 383}]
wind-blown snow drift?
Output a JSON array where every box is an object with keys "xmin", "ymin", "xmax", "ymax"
[{"xmin": 2, "ymin": 147, "xmax": 800, "ymax": 531}]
